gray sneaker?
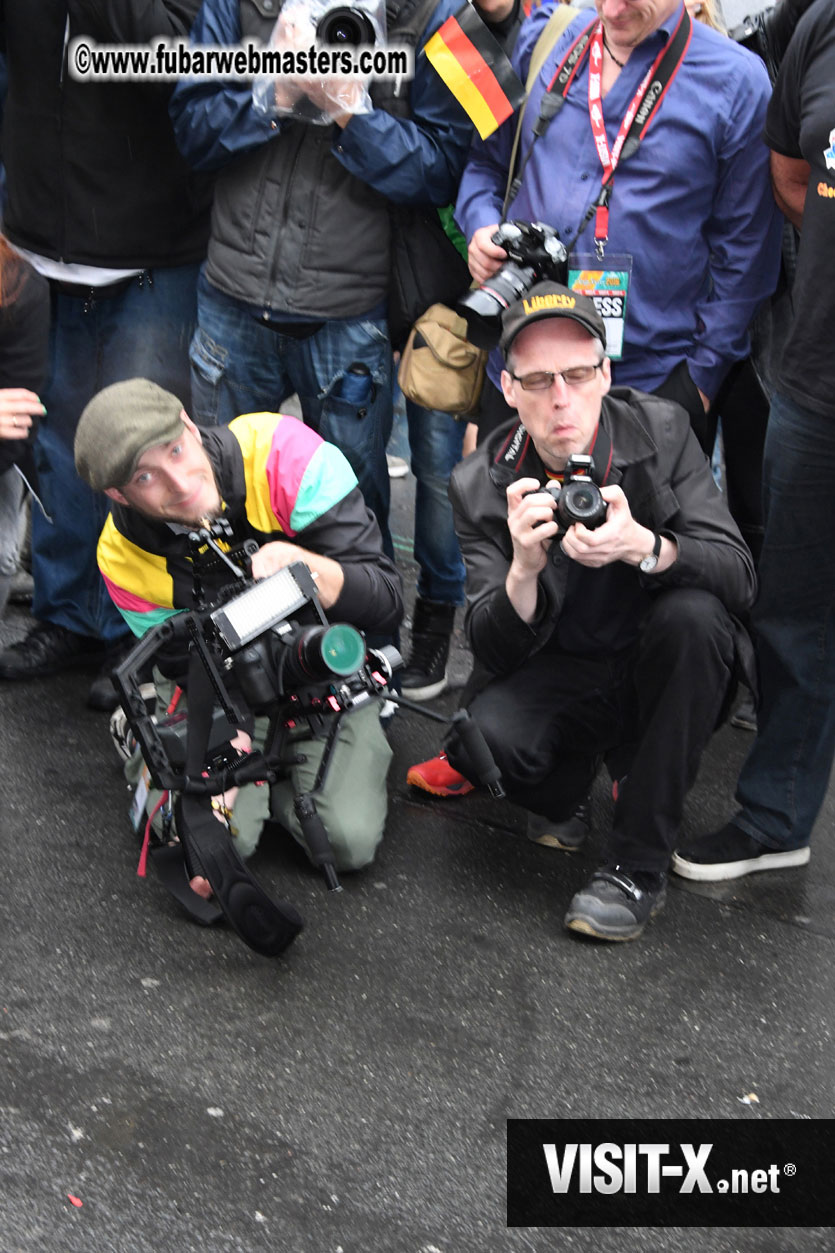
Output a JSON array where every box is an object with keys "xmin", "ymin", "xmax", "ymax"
[
  {"xmin": 526, "ymin": 798, "xmax": 591, "ymax": 851},
  {"xmin": 565, "ymin": 867, "xmax": 667, "ymax": 942}
]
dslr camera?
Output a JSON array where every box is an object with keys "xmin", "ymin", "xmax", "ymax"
[
  {"xmin": 316, "ymin": 1, "xmax": 378, "ymax": 44},
  {"xmin": 538, "ymin": 454, "xmax": 608, "ymax": 535},
  {"xmin": 456, "ymin": 220, "xmax": 569, "ymax": 350}
]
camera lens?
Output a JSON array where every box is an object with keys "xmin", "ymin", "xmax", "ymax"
[
  {"xmin": 316, "ymin": 6, "xmax": 376, "ymax": 44},
  {"xmin": 283, "ymin": 623, "xmax": 366, "ymax": 684},
  {"xmin": 318, "ymin": 624, "xmax": 366, "ymax": 676},
  {"xmin": 558, "ymin": 481, "xmax": 607, "ymax": 530},
  {"xmin": 457, "ymin": 263, "xmax": 537, "ymax": 350}
]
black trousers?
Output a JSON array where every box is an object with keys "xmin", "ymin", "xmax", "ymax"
[
  {"xmin": 453, "ymin": 589, "xmax": 737, "ymax": 873},
  {"xmin": 652, "ymin": 359, "xmax": 769, "ymax": 567}
]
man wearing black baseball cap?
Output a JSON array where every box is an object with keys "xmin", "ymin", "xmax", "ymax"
[{"xmin": 434, "ymin": 281, "xmax": 756, "ymax": 941}]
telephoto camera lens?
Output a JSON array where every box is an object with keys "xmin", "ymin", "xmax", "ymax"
[
  {"xmin": 456, "ymin": 264, "xmax": 537, "ymax": 350},
  {"xmin": 456, "ymin": 220, "xmax": 569, "ymax": 350},
  {"xmin": 316, "ymin": 5, "xmax": 376, "ymax": 44}
]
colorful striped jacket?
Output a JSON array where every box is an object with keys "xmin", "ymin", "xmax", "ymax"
[{"xmin": 97, "ymin": 412, "xmax": 403, "ymax": 639}]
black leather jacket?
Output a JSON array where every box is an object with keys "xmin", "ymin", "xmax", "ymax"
[{"xmin": 449, "ymin": 388, "xmax": 756, "ymax": 685}]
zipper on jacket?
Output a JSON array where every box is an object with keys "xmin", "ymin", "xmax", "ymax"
[{"xmin": 261, "ymin": 127, "xmax": 307, "ymax": 315}]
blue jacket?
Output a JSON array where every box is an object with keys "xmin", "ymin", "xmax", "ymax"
[{"xmin": 169, "ymin": 0, "xmax": 474, "ymax": 317}]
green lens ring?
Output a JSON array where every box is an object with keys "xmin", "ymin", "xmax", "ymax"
[{"xmin": 319, "ymin": 624, "xmax": 366, "ymax": 676}]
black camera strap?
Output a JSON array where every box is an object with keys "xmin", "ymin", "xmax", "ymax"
[
  {"xmin": 176, "ymin": 648, "xmax": 304, "ymax": 958},
  {"xmin": 493, "ymin": 419, "xmax": 613, "ymax": 487},
  {"xmin": 587, "ymin": 421, "xmax": 614, "ymax": 486}
]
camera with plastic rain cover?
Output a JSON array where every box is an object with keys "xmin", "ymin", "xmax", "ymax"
[
  {"xmin": 532, "ymin": 454, "xmax": 608, "ymax": 536},
  {"xmin": 316, "ymin": 1, "xmax": 378, "ymax": 44},
  {"xmin": 456, "ymin": 220, "xmax": 569, "ymax": 350}
]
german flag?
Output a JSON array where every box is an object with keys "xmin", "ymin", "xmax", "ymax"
[{"xmin": 425, "ymin": 2, "xmax": 525, "ymax": 140}]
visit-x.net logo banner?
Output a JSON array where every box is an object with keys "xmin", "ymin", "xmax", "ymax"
[{"xmin": 507, "ymin": 1119, "xmax": 834, "ymax": 1226}]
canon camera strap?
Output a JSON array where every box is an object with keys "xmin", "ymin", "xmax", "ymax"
[
  {"xmin": 493, "ymin": 419, "xmax": 614, "ymax": 488},
  {"xmin": 505, "ymin": 6, "xmax": 692, "ymax": 240}
]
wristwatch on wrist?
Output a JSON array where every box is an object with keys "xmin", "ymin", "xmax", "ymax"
[{"xmin": 639, "ymin": 532, "xmax": 662, "ymax": 573}]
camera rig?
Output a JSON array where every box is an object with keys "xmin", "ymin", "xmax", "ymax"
[{"xmin": 114, "ymin": 520, "xmax": 504, "ymax": 959}]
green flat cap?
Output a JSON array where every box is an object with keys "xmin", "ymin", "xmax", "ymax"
[{"xmin": 75, "ymin": 378, "xmax": 186, "ymax": 491}]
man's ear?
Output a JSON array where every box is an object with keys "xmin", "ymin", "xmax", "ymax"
[
  {"xmin": 104, "ymin": 486, "xmax": 129, "ymax": 507},
  {"xmin": 180, "ymin": 410, "xmax": 201, "ymax": 442},
  {"xmin": 599, "ymin": 356, "xmax": 612, "ymax": 398},
  {"xmin": 500, "ymin": 368, "xmax": 516, "ymax": 407}
]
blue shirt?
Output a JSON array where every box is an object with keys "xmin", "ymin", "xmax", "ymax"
[{"xmin": 456, "ymin": 2, "xmax": 783, "ymax": 399}]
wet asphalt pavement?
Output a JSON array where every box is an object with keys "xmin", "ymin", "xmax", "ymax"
[{"xmin": 2, "ymin": 453, "xmax": 833, "ymax": 1253}]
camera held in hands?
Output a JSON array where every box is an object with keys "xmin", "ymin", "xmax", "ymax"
[
  {"xmin": 316, "ymin": 2, "xmax": 378, "ymax": 45},
  {"xmin": 540, "ymin": 454, "xmax": 608, "ymax": 535},
  {"xmin": 113, "ymin": 522, "xmax": 505, "ymax": 958},
  {"xmin": 456, "ymin": 220, "xmax": 569, "ymax": 350}
]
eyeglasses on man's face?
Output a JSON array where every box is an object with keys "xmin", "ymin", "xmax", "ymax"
[{"xmin": 509, "ymin": 362, "xmax": 604, "ymax": 392}]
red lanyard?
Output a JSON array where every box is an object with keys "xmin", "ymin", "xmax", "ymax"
[
  {"xmin": 587, "ymin": 16, "xmax": 691, "ymax": 251},
  {"xmin": 506, "ymin": 8, "xmax": 693, "ymax": 252}
]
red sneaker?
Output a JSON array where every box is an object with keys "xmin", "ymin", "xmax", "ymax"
[{"xmin": 406, "ymin": 752, "xmax": 474, "ymax": 797}]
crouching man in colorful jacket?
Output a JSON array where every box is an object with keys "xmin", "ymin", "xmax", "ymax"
[{"xmin": 74, "ymin": 377, "xmax": 403, "ymax": 893}]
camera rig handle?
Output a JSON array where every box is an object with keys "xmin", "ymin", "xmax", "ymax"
[
  {"xmin": 382, "ymin": 694, "xmax": 506, "ymax": 800},
  {"xmin": 178, "ymin": 644, "xmax": 304, "ymax": 957},
  {"xmin": 187, "ymin": 520, "xmax": 257, "ymax": 610}
]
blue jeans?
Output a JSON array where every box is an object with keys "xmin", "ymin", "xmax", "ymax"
[
  {"xmin": 190, "ymin": 272, "xmax": 394, "ymax": 556},
  {"xmin": 0, "ymin": 467, "xmax": 24, "ymax": 618},
  {"xmin": 32, "ymin": 263, "xmax": 200, "ymax": 641},
  {"xmin": 734, "ymin": 390, "xmax": 835, "ymax": 849},
  {"xmin": 405, "ymin": 398, "xmax": 465, "ymax": 605}
]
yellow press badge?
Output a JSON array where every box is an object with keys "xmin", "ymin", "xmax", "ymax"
[{"xmin": 568, "ymin": 255, "xmax": 632, "ymax": 361}]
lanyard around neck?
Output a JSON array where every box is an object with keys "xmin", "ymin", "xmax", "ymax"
[
  {"xmin": 505, "ymin": 8, "xmax": 692, "ymax": 253},
  {"xmin": 587, "ymin": 12, "xmax": 692, "ymax": 250}
]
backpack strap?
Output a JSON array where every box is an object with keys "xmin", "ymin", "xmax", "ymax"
[{"xmin": 503, "ymin": 4, "xmax": 580, "ymax": 212}]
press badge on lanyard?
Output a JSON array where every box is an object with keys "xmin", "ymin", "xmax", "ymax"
[{"xmin": 568, "ymin": 255, "xmax": 632, "ymax": 360}]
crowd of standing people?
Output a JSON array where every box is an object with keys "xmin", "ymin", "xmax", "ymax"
[{"xmin": 0, "ymin": 0, "xmax": 832, "ymax": 945}]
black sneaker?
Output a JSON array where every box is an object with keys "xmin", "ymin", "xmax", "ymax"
[
  {"xmin": 0, "ymin": 621, "xmax": 102, "ymax": 679},
  {"xmin": 88, "ymin": 634, "xmax": 139, "ymax": 712},
  {"xmin": 672, "ymin": 821, "xmax": 810, "ymax": 882},
  {"xmin": 526, "ymin": 796, "xmax": 591, "ymax": 851},
  {"xmin": 730, "ymin": 694, "xmax": 757, "ymax": 731},
  {"xmin": 564, "ymin": 866, "xmax": 666, "ymax": 941},
  {"xmin": 401, "ymin": 598, "xmax": 456, "ymax": 701},
  {"xmin": 8, "ymin": 569, "xmax": 34, "ymax": 604}
]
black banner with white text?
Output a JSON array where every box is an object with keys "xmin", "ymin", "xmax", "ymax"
[{"xmin": 507, "ymin": 1119, "xmax": 835, "ymax": 1226}]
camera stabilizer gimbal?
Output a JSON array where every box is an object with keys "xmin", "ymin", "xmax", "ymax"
[{"xmin": 114, "ymin": 521, "xmax": 503, "ymax": 959}]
